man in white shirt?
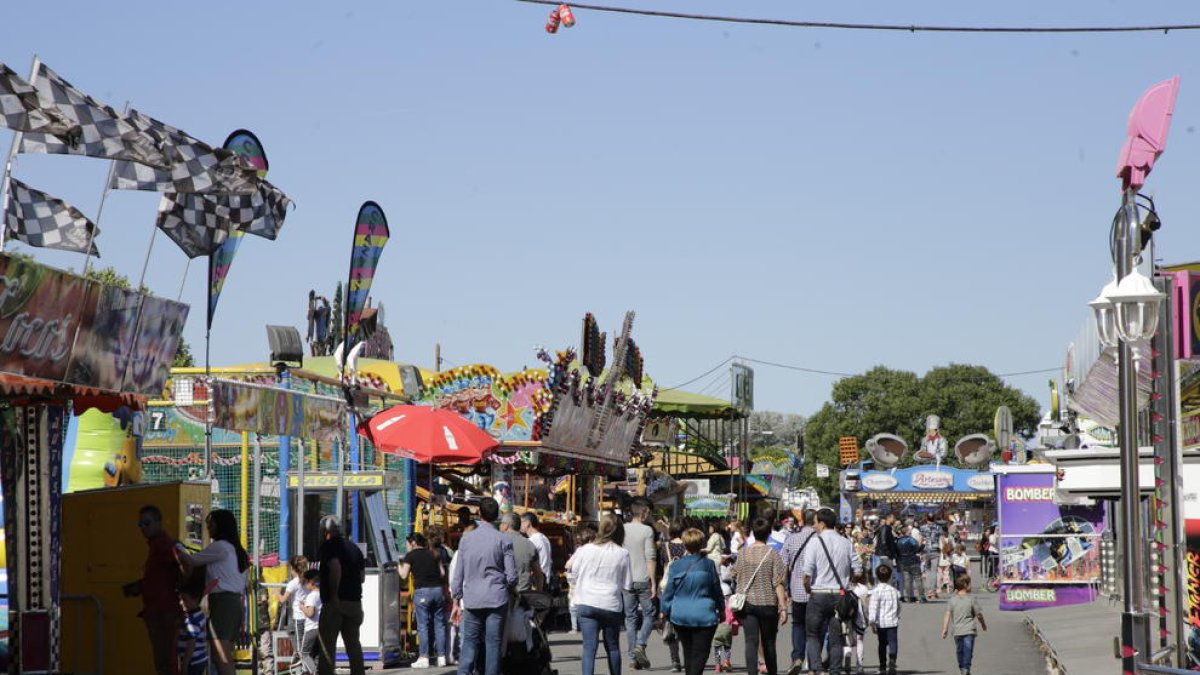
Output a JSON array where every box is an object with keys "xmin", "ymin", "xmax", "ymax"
[
  {"xmin": 801, "ymin": 509, "xmax": 862, "ymax": 675},
  {"xmin": 521, "ymin": 513, "xmax": 553, "ymax": 588}
]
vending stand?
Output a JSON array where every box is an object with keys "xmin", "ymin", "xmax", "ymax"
[{"xmin": 991, "ymin": 464, "xmax": 1106, "ymax": 610}]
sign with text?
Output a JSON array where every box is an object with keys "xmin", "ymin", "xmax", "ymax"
[
  {"xmin": 731, "ymin": 363, "xmax": 753, "ymax": 412},
  {"xmin": 996, "ymin": 470, "xmax": 1106, "ymax": 610},
  {"xmin": 0, "ymin": 254, "xmax": 188, "ymax": 395}
]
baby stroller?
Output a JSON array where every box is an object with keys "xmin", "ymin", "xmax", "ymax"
[{"xmin": 503, "ymin": 593, "xmax": 556, "ymax": 675}]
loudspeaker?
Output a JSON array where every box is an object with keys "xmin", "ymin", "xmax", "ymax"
[{"xmin": 266, "ymin": 325, "xmax": 304, "ymax": 366}]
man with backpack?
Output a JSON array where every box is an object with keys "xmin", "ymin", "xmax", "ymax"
[
  {"xmin": 801, "ymin": 509, "xmax": 862, "ymax": 675},
  {"xmin": 783, "ymin": 510, "xmax": 817, "ymax": 675}
]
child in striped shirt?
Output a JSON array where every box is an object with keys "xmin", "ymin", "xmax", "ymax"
[
  {"xmin": 869, "ymin": 565, "xmax": 902, "ymax": 675},
  {"xmin": 177, "ymin": 571, "xmax": 209, "ymax": 675}
]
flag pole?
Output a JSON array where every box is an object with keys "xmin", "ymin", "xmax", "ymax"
[
  {"xmin": 0, "ymin": 55, "xmax": 40, "ymax": 251},
  {"xmin": 81, "ymin": 100, "xmax": 126, "ymax": 276},
  {"xmin": 204, "ymin": 254, "xmax": 213, "ymax": 479}
]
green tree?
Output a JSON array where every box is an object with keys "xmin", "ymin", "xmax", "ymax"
[
  {"xmin": 800, "ymin": 364, "xmax": 1040, "ymax": 503},
  {"xmin": 83, "ymin": 265, "xmax": 196, "ymax": 367},
  {"xmin": 331, "ymin": 282, "xmax": 344, "ymax": 351}
]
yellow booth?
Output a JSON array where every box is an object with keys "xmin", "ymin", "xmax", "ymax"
[{"xmin": 60, "ymin": 481, "xmax": 211, "ymax": 674}]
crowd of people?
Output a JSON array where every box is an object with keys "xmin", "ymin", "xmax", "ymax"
[{"xmin": 132, "ymin": 497, "xmax": 993, "ymax": 675}]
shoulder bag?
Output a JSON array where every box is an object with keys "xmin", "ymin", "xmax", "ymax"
[
  {"xmin": 814, "ymin": 533, "xmax": 858, "ymax": 623},
  {"xmin": 729, "ymin": 549, "xmax": 769, "ymax": 612}
]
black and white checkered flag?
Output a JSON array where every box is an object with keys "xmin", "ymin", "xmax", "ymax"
[
  {"xmin": 0, "ymin": 63, "xmax": 79, "ymax": 143},
  {"xmin": 110, "ymin": 108, "xmax": 259, "ymax": 195},
  {"xmin": 17, "ymin": 63, "xmax": 169, "ymax": 169},
  {"xmin": 156, "ymin": 180, "xmax": 291, "ymax": 258},
  {"xmin": 4, "ymin": 178, "xmax": 99, "ymax": 256}
]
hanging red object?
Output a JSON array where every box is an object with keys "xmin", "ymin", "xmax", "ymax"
[
  {"xmin": 559, "ymin": 4, "xmax": 576, "ymax": 27},
  {"xmin": 359, "ymin": 405, "xmax": 499, "ymax": 464},
  {"xmin": 546, "ymin": 7, "xmax": 561, "ymax": 33}
]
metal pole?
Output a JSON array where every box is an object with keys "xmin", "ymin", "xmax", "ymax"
[
  {"xmin": 1155, "ymin": 274, "xmax": 1188, "ymax": 666},
  {"xmin": 0, "ymin": 56, "xmax": 39, "ymax": 251},
  {"xmin": 253, "ymin": 433, "xmax": 263, "ymax": 566},
  {"xmin": 296, "ymin": 437, "xmax": 305, "ymax": 556},
  {"xmin": 240, "ymin": 431, "xmax": 250, "ymax": 548},
  {"xmin": 336, "ymin": 436, "xmax": 346, "ymax": 526},
  {"xmin": 1116, "ymin": 190, "xmax": 1150, "ymax": 671},
  {"xmin": 348, "ymin": 410, "xmax": 359, "ymax": 541},
  {"xmin": 81, "ymin": 101, "xmax": 126, "ymax": 277},
  {"xmin": 279, "ymin": 368, "xmax": 291, "ymax": 558}
]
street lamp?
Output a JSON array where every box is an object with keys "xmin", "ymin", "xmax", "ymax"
[
  {"xmin": 1088, "ymin": 275, "xmax": 1120, "ymax": 350},
  {"xmin": 1109, "ymin": 268, "xmax": 1165, "ymax": 342}
]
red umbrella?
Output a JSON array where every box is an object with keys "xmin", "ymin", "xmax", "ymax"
[{"xmin": 359, "ymin": 405, "xmax": 499, "ymax": 464}]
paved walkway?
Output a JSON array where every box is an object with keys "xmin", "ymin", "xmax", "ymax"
[
  {"xmin": 1021, "ymin": 595, "xmax": 1122, "ymax": 674},
  {"xmin": 373, "ymin": 590, "xmax": 1047, "ymax": 675}
]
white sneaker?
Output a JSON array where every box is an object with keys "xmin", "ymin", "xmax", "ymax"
[{"xmin": 412, "ymin": 656, "xmax": 431, "ymax": 669}]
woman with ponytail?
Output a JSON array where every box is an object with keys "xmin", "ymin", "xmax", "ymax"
[{"xmin": 176, "ymin": 508, "xmax": 250, "ymax": 675}]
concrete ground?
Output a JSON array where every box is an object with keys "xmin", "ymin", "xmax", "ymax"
[{"xmin": 369, "ymin": 589, "xmax": 1049, "ymax": 675}]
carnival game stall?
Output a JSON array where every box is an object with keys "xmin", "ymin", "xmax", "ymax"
[{"xmin": 991, "ymin": 464, "xmax": 1106, "ymax": 610}]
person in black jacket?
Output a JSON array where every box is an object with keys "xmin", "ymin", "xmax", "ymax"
[{"xmin": 874, "ymin": 515, "xmax": 900, "ymax": 590}]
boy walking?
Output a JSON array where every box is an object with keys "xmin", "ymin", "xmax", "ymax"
[
  {"xmin": 940, "ymin": 575, "xmax": 987, "ymax": 675},
  {"xmin": 868, "ymin": 566, "xmax": 901, "ymax": 675}
]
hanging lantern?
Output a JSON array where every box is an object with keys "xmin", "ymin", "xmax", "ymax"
[
  {"xmin": 559, "ymin": 4, "xmax": 576, "ymax": 27},
  {"xmin": 546, "ymin": 9, "xmax": 561, "ymax": 33}
]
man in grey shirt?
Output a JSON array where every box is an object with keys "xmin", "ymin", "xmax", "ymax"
[
  {"xmin": 501, "ymin": 513, "xmax": 542, "ymax": 592},
  {"xmin": 801, "ymin": 509, "xmax": 862, "ymax": 675},
  {"xmin": 782, "ymin": 509, "xmax": 817, "ymax": 675},
  {"xmin": 622, "ymin": 499, "xmax": 658, "ymax": 669},
  {"xmin": 450, "ymin": 498, "xmax": 517, "ymax": 675}
]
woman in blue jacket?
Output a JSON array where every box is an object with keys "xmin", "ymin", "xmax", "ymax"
[{"xmin": 659, "ymin": 528, "xmax": 725, "ymax": 675}]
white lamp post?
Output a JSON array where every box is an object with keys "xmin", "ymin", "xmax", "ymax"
[
  {"xmin": 1109, "ymin": 268, "xmax": 1166, "ymax": 342},
  {"xmin": 1089, "ymin": 275, "xmax": 1121, "ymax": 350}
]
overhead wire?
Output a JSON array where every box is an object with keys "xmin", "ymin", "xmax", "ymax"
[
  {"xmin": 516, "ymin": 0, "xmax": 1200, "ymax": 33},
  {"xmin": 660, "ymin": 355, "xmax": 734, "ymax": 390}
]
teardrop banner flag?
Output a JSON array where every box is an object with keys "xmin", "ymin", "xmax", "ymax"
[
  {"xmin": 343, "ymin": 201, "xmax": 389, "ymax": 348},
  {"xmin": 207, "ymin": 129, "xmax": 268, "ymax": 329}
]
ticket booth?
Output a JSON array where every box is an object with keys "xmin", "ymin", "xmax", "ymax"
[
  {"xmin": 60, "ymin": 481, "xmax": 212, "ymax": 675},
  {"xmin": 287, "ymin": 470, "xmax": 403, "ymax": 668}
]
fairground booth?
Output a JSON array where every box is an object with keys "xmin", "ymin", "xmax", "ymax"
[{"xmin": 843, "ymin": 465, "xmax": 996, "ymax": 516}]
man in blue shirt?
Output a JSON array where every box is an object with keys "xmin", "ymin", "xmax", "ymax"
[{"xmin": 450, "ymin": 498, "xmax": 517, "ymax": 675}]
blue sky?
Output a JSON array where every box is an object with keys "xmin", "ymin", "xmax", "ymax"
[{"xmin": 4, "ymin": 2, "xmax": 1200, "ymax": 417}]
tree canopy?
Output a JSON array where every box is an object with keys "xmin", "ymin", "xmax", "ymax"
[{"xmin": 799, "ymin": 363, "xmax": 1041, "ymax": 502}]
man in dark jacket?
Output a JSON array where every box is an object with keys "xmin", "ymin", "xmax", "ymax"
[
  {"xmin": 874, "ymin": 514, "xmax": 900, "ymax": 589},
  {"xmin": 895, "ymin": 526, "xmax": 926, "ymax": 602}
]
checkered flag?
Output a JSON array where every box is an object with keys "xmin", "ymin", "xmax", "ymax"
[
  {"xmin": 110, "ymin": 108, "xmax": 259, "ymax": 195},
  {"xmin": 0, "ymin": 63, "xmax": 79, "ymax": 143},
  {"xmin": 17, "ymin": 63, "xmax": 169, "ymax": 169},
  {"xmin": 4, "ymin": 178, "xmax": 99, "ymax": 256},
  {"xmin": 156, "ymin": 180, "xmax": 291, "ymax": 258}
]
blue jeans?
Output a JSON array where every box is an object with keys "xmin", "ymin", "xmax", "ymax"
[
  {"xmin": 578, "ymin": 604, "xmax": 623, "ymax": 675},
  {"xmin": 623, "ymin": 581, "xmax": 655, "ymax": 656},
  {"xmin": 875, "ymin": 626, "xmax": 898, "ymax": 668},
  {"xmin": 789, "ymin": 601, "xmax": 807, "ymax": 663},
  {"xmin": 414, "ymin": 587, "xmax": 449, "ymax": 658},
  {"xmin": 954, "ymin": 635, "xmax": 976, "ymax": 670},
  {"xmin": 458, "ymin": 604, "xmax": 507, "ymax": 675}
]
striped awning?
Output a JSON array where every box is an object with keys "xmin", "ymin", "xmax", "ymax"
[{"xmin": 859, "ymin": 491, "xmax": 993, "ymax": 503}]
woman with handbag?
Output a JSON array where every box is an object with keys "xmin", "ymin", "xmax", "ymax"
[
  {"xmin": 730, "ymin": 519, "xmax": 788, "ymax": 675},
  {"xmin": 659, "ymin": 528, "xmax": 724, "ymax": 675},
  {"xmin": 661, "ymin": 519, "xmax": 688, "ymax": 672}
]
